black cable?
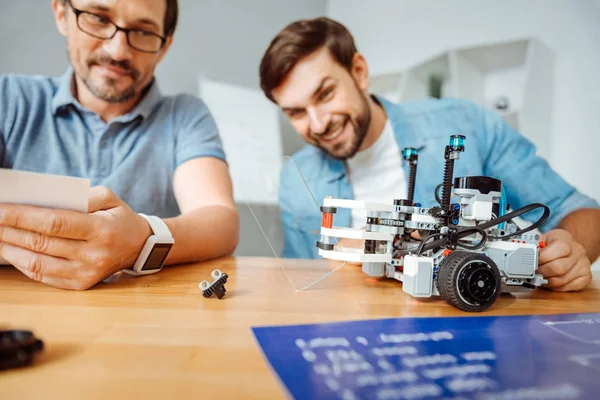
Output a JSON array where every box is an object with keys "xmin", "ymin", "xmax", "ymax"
[
  {"xmin": 480, "ymin": 203, "xmax": 550, "ymax": 239},
  {"xmin": 456, "ymin": 227, "xmax": 488, "ymax": 250},
  {"xmin": 415, "ymin": 233, "xmax": 446, "ymax": 255},
  {"xmin": 414, "ymin": 203, "xmax": 549, "ymax": 254},
  {"xmin": 416, "ymin": 226, "xmax": 487, "ymax": 255},
  {"xmin": 479, "ymin": 213, "xmax": 522, "ymax": 232},
  {"xmin": 434, "ymin": 184, "xmax": 444, "ymax": 205}
]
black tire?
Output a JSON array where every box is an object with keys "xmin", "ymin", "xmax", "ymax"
[{"xmin": 437, "ymin": 251, "xmax": 501, "ymax": 312}]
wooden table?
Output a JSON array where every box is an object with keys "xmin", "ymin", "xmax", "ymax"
[{"xmin": 1, "ymin": 257, "xmax": 599, "ymax": 399}]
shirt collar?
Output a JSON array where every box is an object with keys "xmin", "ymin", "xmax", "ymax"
[
  {"xmin": 51, "ymin": 67, "xmax": 162, "ymax": 122},
  {"xmin": 51, "ymin": 68, "xmax": 77, "ymax": 115},
  {"xmin": 376, "ymin": 95, "xmax": 424, "ymax": 150}
]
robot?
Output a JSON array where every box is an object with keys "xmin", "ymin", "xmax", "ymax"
[{"xmin": 316, "ymin": 135, "xmax": 550, "ymax": 312}]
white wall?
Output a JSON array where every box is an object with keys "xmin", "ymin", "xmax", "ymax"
[
  {"xmin": 1, "ymin": 2, "xmax": 68, "ymax": 77},
  {"xmin": 328, "ymin": 0, "xmax": 600, "ymax": 203},
  {"xmin": 0, "ymin": 0, "xmax": 325, "ymax": 93},
  {"xmin": 156, "ymin": 0, "xmax": 325, "ymax": 96}
]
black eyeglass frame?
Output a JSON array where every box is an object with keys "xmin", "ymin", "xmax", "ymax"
[{"xmin": 66, "ymin": 0, "xmax": 167, "ymax": 54}]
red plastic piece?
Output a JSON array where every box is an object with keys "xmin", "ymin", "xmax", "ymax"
[
  {"xmin": 539, "ymin": 241, "xmax": 546, "ymax": 249},
  {"xmin": 443, "ymin": 249, "xmax": 453, "ymax": 257},
  {"xmin": 322, "ymin": 213, "xmax": 333, "ymax": 229}
]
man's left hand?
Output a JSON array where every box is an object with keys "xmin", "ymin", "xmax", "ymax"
[
  {"xmin": 0, "ymin": 187, "xmax": 151, "ymax": 290},
  {"xmin": 537, "ymin": 229, "xmax": 592, "ymax": 291}
]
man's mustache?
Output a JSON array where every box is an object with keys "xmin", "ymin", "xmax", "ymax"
[{"xmin": 88, "ymin": 55, "xmax": 139, "ymax": 79}]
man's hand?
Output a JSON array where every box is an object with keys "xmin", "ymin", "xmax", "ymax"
[
  {"xmin": 334, "ymin": 230, "xmax": 422, "ymax": 267},
  {"xmin": 0, "ymin": 187, "xmax": 151, "ymax": 290},
  {"xmin": 537, "ymin": 229, "xmax": 592, "ymax": 292},
  {"xmin": 334, "ymin": 237, "xmax": 364, "ymax": 266}
]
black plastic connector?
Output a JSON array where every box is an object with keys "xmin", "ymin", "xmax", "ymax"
[
  {"xmin": 446, "ymin": 228, "xmax": 459, "ymax": 250},
  {"xmin": 317, "ymin": 241, "xmax": 335, "ymax": 251},
  {"xmin": 0, "ymin": 330, "xmax": 44, "ymax": 371},
  {"xmin": 393, "ymin": 199, "xmax": 413, "ymax": 207},
  {"xmin": 319, "ymin": 206, "xmax": 337, "ymax": 214},
  {"xmin": 200, "ymin": 269, "xmax": 229, "ymax": 299}
]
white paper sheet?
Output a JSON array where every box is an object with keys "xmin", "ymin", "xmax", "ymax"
[
  {"xmin": 198, "ymin": 78, "xmax": 283, "ymax": 204},
  {"xmin": 0, "ymin": 168, "xmax": 90, "ymax": 264}
]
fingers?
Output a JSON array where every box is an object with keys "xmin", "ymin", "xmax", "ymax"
[
  {"xmin": 539, "ymin": 239, "xmax": 592, "ymax": 292},
  {"xmin": 346, "ymin": 261, "xmax": 363, "ymax": 266},
  {"xmin": 551, "ymin": 273, "xmax": 592, "ymax": 292},
  {"xmin": 0, "ymin": 203, "xmax": 96, "ymax": 240},
  {"xmin": 88, "ymin": 186, "xmax": 121, "ymax": 213},
  {"xmin": 0, "ymin": 226, "xmax": 83, "ymax": 259},
  {"xmin": 0, "ymin": 186, "xmax": 120, "ymax": 240},
  {"xmin": 410, "ymin": 231, "xmax": 423, "ymax": 240},
  {"xmin": 538, "ymin": 238, "xmax": 571, "ymax": 265},
  {"xmin": 335, "ymin": 237, "xmax": 364, "ymax": 250},
  {"xmin": 0, "ymin": 242, "xmax": 91, "ymax": 290},
  {"xmin": 537, "ymin": 256, "xmax": 572, "ymax": 279},
  {"xmin": 543, "ymin": 258, "xmax": 588, "ymax": 289}
]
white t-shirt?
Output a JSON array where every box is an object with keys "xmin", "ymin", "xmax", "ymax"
[{"xmin": 346, "ymin": 119, "xmax": 407, "ymax": 228}]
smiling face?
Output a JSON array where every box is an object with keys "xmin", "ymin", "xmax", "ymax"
[
  {"xmin": 271, "ymin": 47, "xmax": 372, "ymax": 160},
  {"xmin": 53, "ymin": 0, "xmax": 172, "ymax": 103}
]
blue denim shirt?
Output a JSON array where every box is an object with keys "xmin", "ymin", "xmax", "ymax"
[
  {"xmin": 279, "ymin": 96, "xmax": 599, "ymax": 259},
  {"xmin": 0, "ymin": 69, "xmax": 226, "ymax": 218}
]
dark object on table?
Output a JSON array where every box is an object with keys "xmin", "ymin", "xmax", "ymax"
[
  {"xmin": 200, "ymin": 269, "xmax": 229, "ymax": 299},
  {"xmin": 0, "ymin": 330, "xmax": 44, "ymax": 371}
]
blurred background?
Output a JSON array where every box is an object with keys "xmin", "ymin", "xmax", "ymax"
[{"xmin": 1, "ymin": 0, "xmax": 599, "ymax": 261}]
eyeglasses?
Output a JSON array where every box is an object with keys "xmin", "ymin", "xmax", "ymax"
[{"xmin": 66, "ymin": 0, "xmax": 166, "ymax": 54}]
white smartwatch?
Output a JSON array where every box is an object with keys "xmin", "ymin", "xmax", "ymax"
[{"xmin": 123, "ymin": 214, "xmax": 175, "ymax": 276}]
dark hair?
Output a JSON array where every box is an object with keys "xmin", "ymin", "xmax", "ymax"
[
  {"xmin": 163, "ymin": 0, "xmax": 178, "ymax": 37},
  {"xmin": 259, "ymin": 17, "xmax": 358, "ymax": 103},
  {"xmin": 60, "ymin": 0, "xmax": 179, "ymax": 37}
]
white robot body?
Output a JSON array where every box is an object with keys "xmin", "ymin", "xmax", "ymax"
[{"xmin": 315, "ymin": 136, "xmax": 550, "ymax": 312}]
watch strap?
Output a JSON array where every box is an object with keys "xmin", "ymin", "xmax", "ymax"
[
  {"xmin": 138, "ymin": 213, "xmax": 172, "ymax": 237},
  {"xmin": 121, "ymin": 214, "xmax": 174, "ymax": 276}
]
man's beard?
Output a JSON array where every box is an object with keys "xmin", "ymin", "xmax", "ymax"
[
  {"xmin": 313, "ymin": 91, "xmax": 371, "ymax": 161},
  {"xmin": 73, "ymin": 50, "xmax": 142, "ymax": 104}
]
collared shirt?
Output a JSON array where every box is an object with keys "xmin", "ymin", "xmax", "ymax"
[
  {"xmin": 279, "ymin": 96, "xmax": 600, "ymax": 259},
  {"xmin": 0, "ymin": 68, "xmax": 226, "ymax": 218}
]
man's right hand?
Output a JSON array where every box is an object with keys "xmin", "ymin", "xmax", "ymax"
[
  {"xmin": 333, "ymin": 230, "xmax": 421, "ymax": 266},
  {"xmin": 332, "ymin": 237, "xmax": 363, "ymax": 266},
  {"xmin": 0, "ymin": 187, "xmax": 151, "ymax": 290}
]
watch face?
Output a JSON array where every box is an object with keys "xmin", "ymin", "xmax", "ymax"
[{"xmin": 141, "ymin": 243, "xmax": 173, "ymax": 271}]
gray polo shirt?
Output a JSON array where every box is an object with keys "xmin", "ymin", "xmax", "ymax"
[{"xmin": 0, "ymin": 68, "xmax": 226, "ymax": 218}]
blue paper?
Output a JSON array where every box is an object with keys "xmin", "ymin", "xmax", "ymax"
[{"xmin": 252, "ymin": 313, "xmax": 600, "ymax": 399}]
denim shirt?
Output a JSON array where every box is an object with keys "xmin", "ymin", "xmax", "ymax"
[{"xmin": 279, "ymin": 96, "xmax": 599, "ymax": 259}]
